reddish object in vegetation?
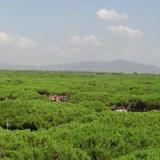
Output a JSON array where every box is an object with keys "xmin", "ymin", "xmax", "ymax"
[{"xmin": 48, "ymin": 94, "xmax": 70, "ymax": 102}]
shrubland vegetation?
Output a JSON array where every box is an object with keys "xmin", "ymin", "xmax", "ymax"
[{"xmin": 0, "ymin": 70, "xmax": 160, "ymax": 159}]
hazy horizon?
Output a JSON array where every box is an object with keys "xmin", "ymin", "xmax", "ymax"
[
  {"xmin": 1, "ymin": 59, "xmax": 160, "ymax": 68},
  {"xmin": 0, "ymin": 1, "xmax": 160, "ymax": 66}
]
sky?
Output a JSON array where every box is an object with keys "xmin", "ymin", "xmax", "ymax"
[{"xmin": 0, "ymin": 0, "xmax": 160, "ymax": 66}]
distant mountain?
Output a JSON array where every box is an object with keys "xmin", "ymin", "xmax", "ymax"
[
  {"xmin": 39, "ymin": 59, "xmax": 160, "ymax": 73},
  {"xmin": 0, "ymin": 59, "xmax": 160, "ymax": 73}
]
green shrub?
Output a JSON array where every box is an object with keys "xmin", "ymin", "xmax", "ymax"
[{"xmin": 80, "ymin": 101, "xmax": 109, "ymax": 112}]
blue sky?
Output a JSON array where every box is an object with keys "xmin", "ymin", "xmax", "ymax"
[{"xmin": 0, "ymin": 0, "xmax": 159, "ymax": 66}]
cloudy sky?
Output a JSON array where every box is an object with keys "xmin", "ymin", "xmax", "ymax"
[{"xmin": 0, "ymin": 0, "xmax": 160, "ymax": 66}]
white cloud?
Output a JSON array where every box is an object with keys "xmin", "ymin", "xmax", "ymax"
[
  {"xmin": 96, "ymin": 9, "xmax": 128, "ymax": 21},
  {"xmin": 0, "ymin": 32, "xmax": 12, "ymax": 43},
  {"xmin": 107, "ymin": 26, "xmax": 143, "ymax": 39},
  {"xmin": 69, "ymin": 35, "xmax": 100, "ymax": 45},
  {"xmin": 0, "ymin": 32, "xmax": 36, "ymax": 48}
]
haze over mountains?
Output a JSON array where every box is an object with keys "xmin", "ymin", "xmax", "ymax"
[{"xmin": 0, "ymin": 59, "xmax": 160, "ymax": 74}]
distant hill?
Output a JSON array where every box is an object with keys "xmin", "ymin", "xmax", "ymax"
[
  {"xmin": 38, "ymin": 59, "xmax": 160, "ymax": 74},
  {"xmin": 0, "ymin": 59, "xmax": 160, "ymax": 73}
]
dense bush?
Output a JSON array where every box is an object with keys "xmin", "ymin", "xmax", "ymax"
[
  {"xmin": 79, "ymin": 101, "xmax": 109, "ymax": 112},
  {"xmin": 0, "ymin": 71, "xmax": 160, "ymax": 159},
  {"xmin": 0, "ymin": 100, "xmax": 96, "ymax": 130},
  {"xmin": 114, "ymin": 149, "xmax": 160, "ymax": 160}
]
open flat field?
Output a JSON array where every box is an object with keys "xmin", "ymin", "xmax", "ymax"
[{"xmin": 0, "ymin": 71, "xmax": 160, "ymax": 160}]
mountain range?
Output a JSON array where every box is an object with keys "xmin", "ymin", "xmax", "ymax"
[{"xmin": 0, "ymin": 59, "xmax": 160, "ymax": 74}]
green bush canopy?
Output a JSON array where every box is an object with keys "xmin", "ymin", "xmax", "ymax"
[{"xmin": 0, "ymin": 70, "xmax": 160, "ymax": 160}]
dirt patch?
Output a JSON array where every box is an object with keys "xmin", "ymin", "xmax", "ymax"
[
  {"xmin": 48, "ymin": 94, "xmax": 70, "ymax": 102},
  {"xmin": 112, "ymin": 103, "xmax": 129, "ymax": 112},
  {"xmin": 112, "ymin": 100, "xmax": 149, "ymax": 112},
  {"xmin": 37, "ymin": 90, "xmax": 71, "ymax": 102}
]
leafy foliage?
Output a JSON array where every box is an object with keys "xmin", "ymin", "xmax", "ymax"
[{"xmin": 0, "ymin": 70, "xmax": 160, "ymax": 159}]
